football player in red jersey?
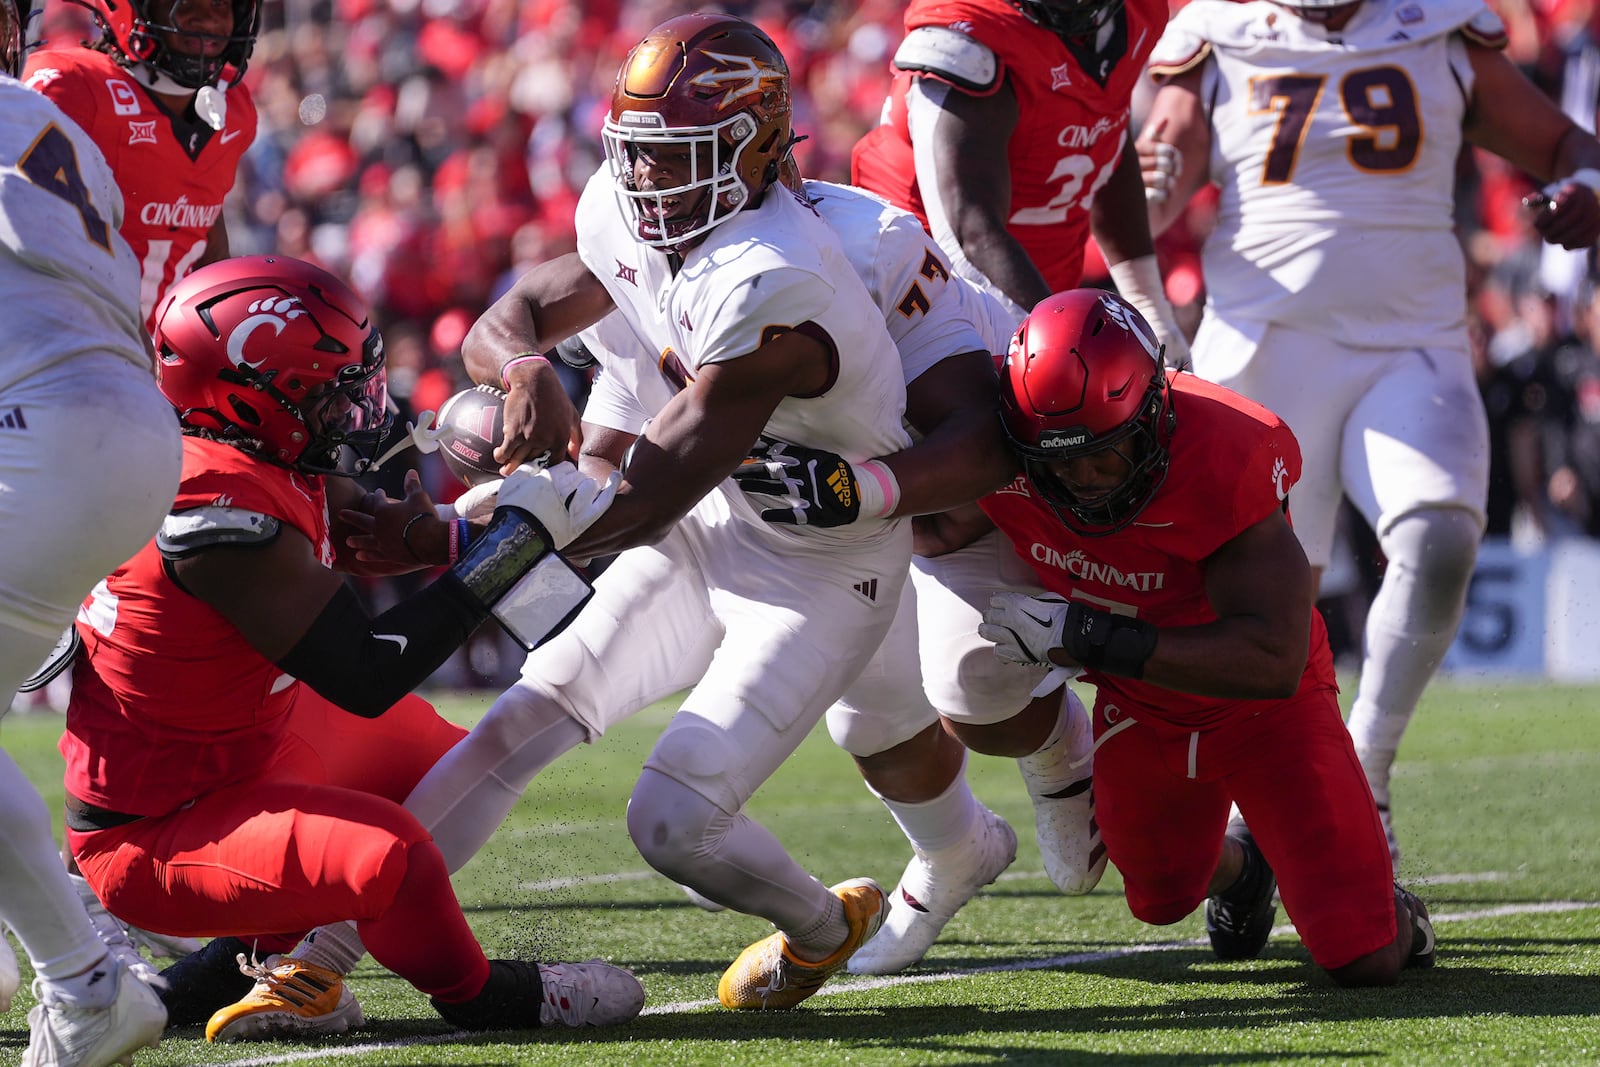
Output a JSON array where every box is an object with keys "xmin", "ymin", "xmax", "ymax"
[
  {"xmin": 851, "ymin": 0, "xmax": 1188, "ymax": 364},
  {"xmin": 955, "ymin": 289, "xmax": 1435, "ymax": 984},
  {"xmin": 23, "ymin": 0, "xmax": 259, "ymax": 332},
  {"xmin": 60, "ymin": 255, "xmax": 642, "ymax": 1042},
  {"xmin": 2, "ymin": 1, "xmax": 177, "ymax": 1060}
]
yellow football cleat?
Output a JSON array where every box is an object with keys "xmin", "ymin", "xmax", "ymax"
[
  {"xmin": 205, "ymin": 955, "xmax": 362, "ymax": 1042},
  {"xmin": 717, "ymin": 878, "xmax": 887, "ymax": 1010}
]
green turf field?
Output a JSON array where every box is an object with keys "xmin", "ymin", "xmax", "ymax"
[{"xmin": 3, "ymin": 678, "xmax": 1598, "ymax": 1066}]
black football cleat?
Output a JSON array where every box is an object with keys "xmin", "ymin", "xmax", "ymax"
[
  {"xmin": 1205, "ymin": 818, "xmax": 1278, "ymax": 961},
  {"xmin": 1396, "ymin": 885, "xmax": 1435, "ymax": 969}
]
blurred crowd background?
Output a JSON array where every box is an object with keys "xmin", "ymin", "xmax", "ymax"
[{"xmin": 22, "ymin": 0, "xmax": 1600, "ymax": 692}]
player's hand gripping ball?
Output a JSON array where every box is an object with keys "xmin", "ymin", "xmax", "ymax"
[{"xmin": 434, "ymin": 385, "xmax": 510, "ymax": 487}]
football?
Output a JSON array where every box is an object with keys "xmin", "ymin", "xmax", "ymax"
[{"xmin": 434, "ymin": 384, "xmax": 507, "ymax": 486}]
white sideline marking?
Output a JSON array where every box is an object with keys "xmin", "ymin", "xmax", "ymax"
[{"xmin": 217, "ymin": 895, "xmax": 1600, "ymax": 1067}]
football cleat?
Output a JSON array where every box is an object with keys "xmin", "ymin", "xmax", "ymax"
[
  {"xmin": 1205, "ymin": 818, "xmax": 1278, "ymax": 961},
  {"xmin": 847, "ymin": 806, "xmax": 1017, "ymax": 975},
  {"xmin": 21, "ymin": 956, "xmax": 167, "ymax": 1067},
  {"xmin": 205, "ymin": 955, "xmax": 361, "ymax": 1042},
  {"xmin": 1018, "ymin": 690, "xmax": 1106, "ymax": 894},
  {"xmin": 718, "ymin": 878, "xmax": 887, "ymax": 1009},
  {"xmin": 157, "ymin": 936, "xmax": 256, "ymax": 1027},
  {"xmin": 1396, "ymin": 885, "xmax": 1435, "ymax": 969},
  {"xmin": 535, "ymin": 960, "xmax": 647, "ymax": 1027},
  {"xmin": 431, "ymin": 959, "xmax": 644, "ymax": 1031},
  {"xmin": 1, "ymin": 928, "xmax": 20, "ymax": 1014}
]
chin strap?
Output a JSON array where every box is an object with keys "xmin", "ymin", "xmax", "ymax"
[{"xmin": 129, "ymin": 63, "xmax": 229, "ymax": 130}]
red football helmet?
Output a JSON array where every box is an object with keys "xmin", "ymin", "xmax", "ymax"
[
  {"xmin": 601, "ymin": 12, "xmax": 795, "ymax": 248},
  {"xmin": 153, "ymin": 255, "xmax": 391, "ymax": 476},
  {"xmin": 1009, "ymin": 0, "xmax": 1125, "ymax": 39},
  {"xmin": 999, "ymin": 288, "xmax": 1175, "ymax": 535},
  {"xmin": 81, "ymin": 0, "xmax": 259, "ymax": 88}
]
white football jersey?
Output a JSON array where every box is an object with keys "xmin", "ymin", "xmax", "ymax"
[
  {"xmin": 802, "ymin": 180, "xmax": 1018, "ymax": 386},
  {"xmin": 574, "ymin": 165, "xmax": 911, "ymax": 544},
  {"xmin": 1150, "ymin": 0, "xmax": 1502, "ymax": 348},
  {"xmin": 0, "ymin": 74, "xmax": 149, "ymax": 392}
]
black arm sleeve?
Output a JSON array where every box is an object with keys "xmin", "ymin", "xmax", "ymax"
[
  {"xmin": 276, "ymin": 506, "xmax": 559, "ymax": 718},
  {"xmin": 277, "ymin": 577, "xmax": 487, "ymax": 718}
]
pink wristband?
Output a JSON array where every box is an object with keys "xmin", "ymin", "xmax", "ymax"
[
  {"xmin": 854, "ymin": 459, "xmax": 901, "ymax": 519},
  {"xmin": 500, "ymin": 352, "xmax": 548, "ymax": 390}
]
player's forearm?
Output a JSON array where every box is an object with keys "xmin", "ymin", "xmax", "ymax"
[
  {"xmin": 881, "ymin": 412, "xmax": 1019, "ymax": 518},
  {"xmin": 951, "ymin": 215, "xmax": 1052, "ymax": 314},
  {"xmin": 1091, "ymin": 140, "xmax": 1158, "ymax": 265},
  {"xmin": 1105, "ymin": 616, "xmax": 1309, "ymax": 699}
]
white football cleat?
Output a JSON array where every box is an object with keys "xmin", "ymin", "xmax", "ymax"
[
  {"xmin": 21, "ymin": 955, "xmax": 166, "ymax": 1067},
  {"xmin": 1, "ymin": 927, "xmax": 20, "ymax": 1014},
  {"xmin": 847, "ymin": 805, "xmax": 1017, "ymax": 975},
  {"xmin": 1019, "ymin": 690, "xmax": 1106, "ymax": 894}
]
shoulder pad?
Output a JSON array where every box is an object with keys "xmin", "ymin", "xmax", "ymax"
[
  {"xmin": 157, "ymin": 506, "xmax": 282, "ymax": 559},
  {"xmin": 1461, "ymin": 7, "xmax": 1509, "ymax": 48},
  {"xmin": 1147, "ymin": 3, "xmax": 1217, "ymax": 81},
  {"xmin": 893, "ymin": 26, "xmax": 1001, "ymax": 95}
]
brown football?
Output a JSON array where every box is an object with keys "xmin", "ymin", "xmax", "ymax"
[{"xmin": 434, "ymin": 385, "xmax": 506, "ymax": 486}]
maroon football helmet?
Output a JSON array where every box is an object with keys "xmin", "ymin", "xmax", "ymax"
[
  {"xmin": 80, "ymin": 0, "xmax": 259, "ymax": 88},
  {"xmin": 1009, "ymin": 0, "xmax": 1125, "ymax": 38},
  {"xmin": 601, "ymin": 12, "xmax": 795, "ymax": 248},
  {"xmin": 153, "ymin": 255, "xmax": 391, "ymax": 475},
  {"xmin": 999, "ymin": 288, "xmax": 1175, "ymax": 535}
]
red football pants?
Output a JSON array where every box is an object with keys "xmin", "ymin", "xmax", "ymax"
[
  {"xmin": 68, "ymin": 688, "xmax": 490, "ymax": 999},
  {"xmin": 1092, "ymin": 685, "xmax": 1398, "ymax": 970}
]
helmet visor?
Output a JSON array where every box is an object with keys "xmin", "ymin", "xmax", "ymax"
[{"xmin": 301, "ymin": 337, "xmax": 392, "ymax": 474}]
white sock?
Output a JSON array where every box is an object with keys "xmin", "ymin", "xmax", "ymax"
[
  {"xmin": 786, "ymin": 894, "xmax": 847, "ymax": 962},
  {"xmin": 0, "ymin": 752, "xmax": 106, "ymax": 981},
  {"xmin": 46, "ymin": 954, "xmax": 120, "ymax": 1008},
  {"xmin": 871, "ymin": 757, "xmax": 980, "ymax": 855},
  {"xmin": 292, "ymin": 920, "xmax": 365, "ymax": 976}
]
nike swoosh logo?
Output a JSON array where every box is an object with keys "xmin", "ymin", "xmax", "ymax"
[
  {"xmin": 375, "ymin": 633, "xmax": 408, "ymax": 653},
  {"xmin": 220, "ymin": 129, "xmax": 242, "ymax": 144},
  {"xmin": 1020, "ymin": 611, "xmax": 1052, "ymax": 628}
]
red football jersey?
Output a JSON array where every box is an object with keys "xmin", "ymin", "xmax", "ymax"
[
  {"xmin": 23, "ymin": 48, "xmax": 256, "ymax": 333},
  {"xmin": 852, "ymin": 0, "xmax": 1166, "ymax": 292},
  {"xmin": 980, "ymin": 374, "xmax": 1337, "ymax": 727},
  {"xmin": 64, "ymin": 437, "xmax": 330, "ymax": 816}
]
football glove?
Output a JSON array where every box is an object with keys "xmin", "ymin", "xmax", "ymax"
[
  {"xmin": 730, "ymin": 436, "xmax": 899, "ymax": 527},
  {"xmin": 495, "ymin": 460, "xmax": 619, "ymax": 550},
  {"xmin": 980, "ymin": 592, "xmax": 1071, "ymax": 667},
  {"xmin": 983, "ymin": 593, "xmax": 1159, "ymax": 678}
]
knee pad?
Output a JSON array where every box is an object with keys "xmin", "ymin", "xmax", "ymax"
[
  {"xmin": 825, "ymin": 684, "xmax": 939, "ymax": 758},
  {"xmin": 626, "ymin": 767, "xmax": 732, "ymax": 882},
  {"xmin": 1377, "ymin": 508, "xmax": 1482, "ymax": 629}
]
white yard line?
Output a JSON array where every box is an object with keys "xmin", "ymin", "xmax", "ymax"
[{"xmin": 215, "ymin": 892, "xmax": 1600, "ymax": 1067}]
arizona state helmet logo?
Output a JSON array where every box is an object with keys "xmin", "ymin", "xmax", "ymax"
[{"xmin": 689, "ymin": 51, "xmax": 787, "ymax": 108}]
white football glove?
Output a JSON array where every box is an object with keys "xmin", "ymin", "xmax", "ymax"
[
  {"xmin": 494, "ymin": 460, "xmax": 619, "ymax": 550},
  {"xmin": 979, "ymin": 592, "xmax": 1071, "ymax": 667},
  {"xmin": 1140, "ymin": 140, "xmax": 1182, "ymax": 205}
]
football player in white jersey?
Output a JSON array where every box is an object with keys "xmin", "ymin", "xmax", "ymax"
[
  {"xmin": 325, "ymin": 13, "xmax": 916, "ymax": 1012},
  {"xmin": 1135, "ymin": 0, "xmax": 1600, "ymax": 868},
  {"xmin": 730, "ymin": 176, "xmax": 1107, "ymax": 975},
  {"xmin": 0, "ymin": 0, "xmax": 175, "ymax": 1061}
]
